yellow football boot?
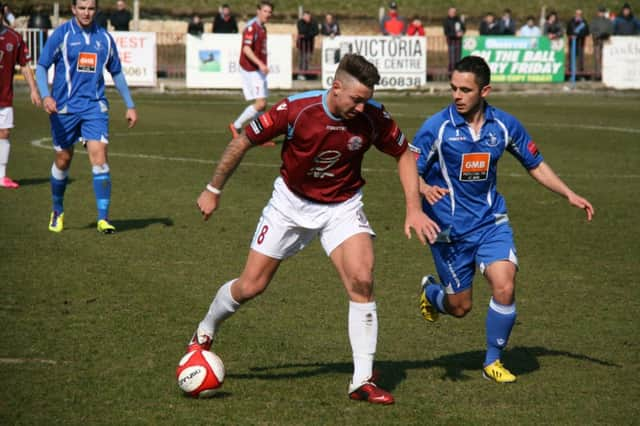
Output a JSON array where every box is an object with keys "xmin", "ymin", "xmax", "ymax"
[{"xmin": 482, "ymin": 360, "xmax": 517, "ymax": 383}]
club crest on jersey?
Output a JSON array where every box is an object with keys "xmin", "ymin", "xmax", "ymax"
[
  {"xmin": 347, "ymin": 136, "xmax": 363, "ymax": 151},
  {"xmin": 460, "ymin": 152, "xmax": 490, "ymax": 181},
  {"xmin": 487, "ymin": 132, "xmax": 499, "ymax": 147},
  {"xmin": 4, "ymin": 43, "xmax": 14, "ymax": 52},
  {"xmin": 77, "ymin": 52, "xmax": 97, "ymax": 73}
]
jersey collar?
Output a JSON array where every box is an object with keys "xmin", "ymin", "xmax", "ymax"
[
  {"xmin": 448, "ymin": 101, "xmax": 496, "ymax": 126},
  {"xmin": 322, "ymin": 90, "xmax": 342, "ymax": 121}
]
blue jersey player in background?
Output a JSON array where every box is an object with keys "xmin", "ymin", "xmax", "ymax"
[
  {"xmin": 412, "ymin": 56, "xmax": 594, "ymax": 383},
  {"xmin": 35, "ymin": 0, "xmax": 137, "ymax": 234}
]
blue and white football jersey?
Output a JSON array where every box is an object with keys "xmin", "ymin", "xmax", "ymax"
[
  {"xmin": 411, "ymin": 103, "xmax": 544, "ymax": 240},
  {"xmin": 37, "ymin": 19, "xmax": 122, "ymax": 114}
]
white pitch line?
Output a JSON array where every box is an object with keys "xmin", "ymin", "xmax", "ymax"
[
  {"xmin": 0, "ymin": 357, "xmax": 58, "ymax": 365},
  {"xmin": 29, "ymin": 137, "xmax": 640, "ymax": 178}
]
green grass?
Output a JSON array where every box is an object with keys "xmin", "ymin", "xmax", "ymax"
[{"xmin": 1, "ymin": 89, "xmax": 639, "ymax": 425}]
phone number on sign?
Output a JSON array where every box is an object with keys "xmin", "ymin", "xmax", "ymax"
[{"xmin": 325, "ymin": 75, "xmax": 425, "ymax": 89}]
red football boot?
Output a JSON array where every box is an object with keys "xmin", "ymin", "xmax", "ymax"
[{"xmin": 349, "ymin": 381, "xmax": 395, "ymax": 405}]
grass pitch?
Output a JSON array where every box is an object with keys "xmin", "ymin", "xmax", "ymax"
[{"xmin": 1, "ymin": 88, "xmax": 639, "ymax": 425}]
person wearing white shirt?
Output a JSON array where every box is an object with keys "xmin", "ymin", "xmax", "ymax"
[{"xmin": 519, "ymin": 15, "xmax": 542, "ymax": 37}]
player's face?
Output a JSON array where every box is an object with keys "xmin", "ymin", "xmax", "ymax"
[
  {"xmin": 72, "ymin": 0, "xmax": 97, "ymax": 28},
  {"xmin": 257, "ymin": 5, "xmax": 273, "ymax": 24},
  {"xmin": 450, "ymin": 71, "xmax": 491, "ymax": 116},
  {"xmin": 331, "ymin": 78, "xmax": 373, "ymax": 120}
]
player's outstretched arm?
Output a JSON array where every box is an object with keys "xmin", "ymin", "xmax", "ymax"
[
  {"xmin": 112, "ymin": 72, "xmax": 137, "ymax": 127},
  {"xmin": 197, "ymin": 134, "xmax": 254, "ymax": 221},
  {"xmin": 528, "ymin": 161, "xmax": 594, "ymax": 221},
  {"xmin": 396, "ymin": 149, "xmax": 441, "ymax": 244},
  {"xmin": 21, "ymin": 66, "xmax": 42, "ymax": 107}
]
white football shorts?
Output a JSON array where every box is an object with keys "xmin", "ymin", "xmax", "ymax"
[
  {"xmin": 240, "ymin": 69, "xmax": 268, "ymax": 101},
  {"xmin": 0, "ymin": 107, "xmax": 15, "ymax": 130},
  {"xmin": 250, "ymin": 176, "xmax": 376, "ymax": 259}
]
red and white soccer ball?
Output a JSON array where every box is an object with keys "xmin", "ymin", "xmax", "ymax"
[{"xmin": 176, "ymin": 349, "xmax": 225, "ymax": 398}]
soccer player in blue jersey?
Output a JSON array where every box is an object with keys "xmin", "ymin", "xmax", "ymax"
[
  {"xmin": 35, "ymin": 0, "xmax": 137, "ymax": 234},
  {"xmin": 412, "ymin": 56, "xmax": 594, "ymax": 383}
]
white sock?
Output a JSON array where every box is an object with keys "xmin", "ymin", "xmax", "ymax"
[
  {"xmin": 51, "ymin": 163, "xmax": 69, "ymax": 180},
  {"xmin": 198, "ymin": 279, "xmax": 241, "ymax": 338},
  {"xmin": 348, "ymin": 301, "xmax": 378, "ymax": 386},
  {"xmin": 233, "ymin": 105, "xmax": 258, "ymax": 130},
  {"xmin": 0, "ymin": 139, "xmax": 10, "ymax": 178}
]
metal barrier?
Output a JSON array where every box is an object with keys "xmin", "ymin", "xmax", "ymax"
[{"xmin": 17, "ymin": 29, "xmax": 601, "ymax": 82}]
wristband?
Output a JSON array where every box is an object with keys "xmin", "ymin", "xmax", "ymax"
[{"xmin": 206, "ymin": 184, "xmax": 222, "ymax": 195}]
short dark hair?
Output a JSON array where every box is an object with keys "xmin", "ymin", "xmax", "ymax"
[
  {"xmin": 258, "ymin": 1, "xmax": 273, "ymax": 10},
  {"xmin": 72, "ymin": 0, "xmax": 100, "ymax": 6},
  {"xmin": 336, "ymin": 54, "xmax": 380, "ymax": 89},
  {"xmin": 454, "ymin": 56, "xmax": 491, "ymax": 88}
]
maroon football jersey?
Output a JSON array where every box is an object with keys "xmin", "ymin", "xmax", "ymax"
[
  {"xmin": 0, "ymin": 27, "xmax": 31, "ymax": 107},
  {"xmin": 239, "ymin": 17, "xmax": 267, "ymax": 72},
  {"xmin": 245, "ymin": 91, "xmax": 408, "ymax": 203}
]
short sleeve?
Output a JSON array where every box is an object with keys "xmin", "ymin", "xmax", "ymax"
[{"xmin": 245, "ymin": 99, "xmax": 289, "ymax": 145}]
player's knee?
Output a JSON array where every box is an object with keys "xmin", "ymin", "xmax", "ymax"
[
  {"xmin": 348, "ymin": 272, "xmax": 374, "ymax": 299},
  {"xmin": 447, "ymin": 300, "xmax": 472, "ymax": 318},
  {"xmin": 0, "ymin": 129, "xmax": 10, "ymax": 139}
]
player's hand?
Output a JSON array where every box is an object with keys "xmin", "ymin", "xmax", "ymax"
[
  {"xmin": 568, "ymin": 192, "xmax": 594, "ymax": 222},
  {"xmin": 259, "ymin": 63, "xmax": 269, "ymax": 75},
  {"xmin": 420, "ymin": 182, "xmax": 450, "ymax": 205},
  {"xmin": 126, "ymin": 108, "xmax": 138, "ymax": 128},
  {"xmin": 30, "ymin": 90, "xmax": 42, "ymax": 108},
  {"xmin": 405, "ymin": 209, "xmax": 441, "ymax": 245},
  {"xmin": 197, "ymin": 190, "xmax": 220, "ymax": 221},
  {"xmin": 42, "ymin": 96, "xmax": 57, "ymax": 114}
]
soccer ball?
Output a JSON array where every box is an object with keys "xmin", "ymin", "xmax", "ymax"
[{"xmin": 176, "ymin": 349, "xmax": 225, "ymax": 398}]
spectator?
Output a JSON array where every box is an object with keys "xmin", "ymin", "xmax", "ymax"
[
  {"xmin": 320, "ymin": 13, "xmax": 340, "ymax": 37},
  {"xmin": 519, "ymin": 15, "xmax": 541, "ymax": 37},
  {"xmin": 27, "ymin": 4, "xmax": 53, "ymax": 45},
  {"xmin": 95, "ymin": 9, "xmax": 108, "ymax": 29},
  {"xmin": 407, "ymin": 15, "xmax": 425, "ymax": 36},
  {"xmin": 380, "ymin": 1, "xmax": 407, "ymax": 35},
  {"xmin": 567, "ymin": 9, "xmax": 590, "ymax": 73},
  {"xmin": 613, "ymin": 3, "xmax": 640, "ymax": 35},
  {"xmin": 591, "ymin": 6, "xmax": 613, "ymax": 78},
  {"xmin": 2, "ymin": 3, "xmax": 14, "ymax": 26},
  {"xmin": 479, "ymin": 12, "xmax": 501, "ymax": 35},
  {"xmin": 110, "ymin": 0, "xmax": 132, "ymax": 31},
  {"xmin": 187, "ymin": 13, "xmax": 204, "ymax": 36},
  {"xmin": 499, "ymin": 8, "xmax": 516, "ymax": 35},
  {"xmin": 543, "ymin": 11, "xmax": 564, "ymax": 40},
  {"xmin": 443, "ymin": 7, "xmax": 465, "ymax": 74},
  {"xmin": 297, "ymin": 11, "xmax": 319, "ymax": 79},
  {"xmin": 213, "ymin": 4, "xmax": 238, "ymax": 33}
]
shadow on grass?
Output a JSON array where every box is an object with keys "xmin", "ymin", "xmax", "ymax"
[
  {"xmin": 17, "ymin": 177, "xmax": 72, "ymax": 186},
  {"xmin": 85, "ymin": 217, "xmax": 174, "ymax": 232},
  {"xmin": 231, "ymin": 346, "xmax": 620, "ymax": 391}
]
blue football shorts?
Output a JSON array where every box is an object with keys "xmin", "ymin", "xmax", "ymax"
[
  {"xmin": 429, "ymin": 223, "xmax": 518, "ymax": 294},
  {"xmin": 50, "ymin": 111, "xmax": 109, "ymax": 150}
]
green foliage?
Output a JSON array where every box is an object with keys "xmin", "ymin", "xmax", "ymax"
[{"xmin": 1, "ymin": 89, "xmax": 639, "ymax": 424}]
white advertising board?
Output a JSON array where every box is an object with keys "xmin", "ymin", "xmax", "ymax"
[
  {"xmin": 186, "ymin": 34, "xmax": 292, "ymax": 89},
  {"xmin": 602, "ymin": 36, "xmax": 640, "ymax": 90},
  {"xmin": 105, "ymin": 31, "xmax": 157, "ymax": 87},
  {"xmin": 321, "ymin": 36, "xmax": 426, "ymax": 90}
]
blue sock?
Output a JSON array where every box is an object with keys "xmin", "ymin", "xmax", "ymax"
[
  {"xmin": 50, "ymin": 164, "xmax": 68, "ymax": 213},
  {"xmin": 92, "ymin": 165, "xmax": 111, "ymax": 220},
  {"xmin": 484, "ymin": 298, "xmax": 517, "ymax": 366},
  {"xmin": 426, "ymin": 283, "xmax": 447, "ymax": 314}
]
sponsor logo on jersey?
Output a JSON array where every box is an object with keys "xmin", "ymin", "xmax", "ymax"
[
  {"xmin": 326, "ymin": 125, "xmax": 346, "ymax": 131},
  {"xmin": 460, "ymin": 152, "xmax": 490, "ymax": 181},
  {"xmin": 258, "ymin": 112, "xmax": 273, "ymax": 129},
  {"xmin": 527, "ymin": 140, "xmax": 539, "ymax": 156},
  {"xmin": 77, "ymin": 52, "xmax": 97, "ymax": 73},
  {"xmin": 347, "ymin": 136, "xmax": 363, "ymax": 151}
]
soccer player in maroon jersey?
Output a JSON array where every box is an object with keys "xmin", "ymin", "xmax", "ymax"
[
  {"xmin": 229, "ymin": 1, "xmax": 273, "ymax": 143},
  {"xmin": 188, "ymin": 54, "xmax": 441, "ymax": 405},
  {"xmin": 0, "ymin": 4, "xmax": 41, "ymax": 188}
]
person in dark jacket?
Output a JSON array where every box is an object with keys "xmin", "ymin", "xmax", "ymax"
[
  {"xmin": 566, "ymin": 9, "xmax": 590, "ymax": 73},
  {"xmin": 296, "ymin": 11, "xmax": 319, "ymax": 79},
  {"xmin": 187, "ymin": 13, "xmax": 204, "ymax": 36},
  {"xmin": 213, "ymin": 4, "xmax": 238, "ymax": 33},
  {"xmin": 443, "ymin": 7, "xmax": 465, "ymax": 74},
  {"xmin": 591, "ymin": 6, "xmax": 613, "ymax": 78},
  {"xmin": 110, "ymin": 0, "xmax": 132, "ymax": 31},
  {"xmin": 320, "ymin": 13, "xmax": 340, "ymax": 37},
  {"xmin": 613, "ymin": 3, "xmax": 640, "ymax": 35},
  {"xmin": 499, "ymin": 8, "xmax": 516, "ymax": 35},
  {"xmin": 543, "ymin": 11, "xmax": 564, "ymax": 39},
  {"xmin": 27, "ymin": 4, "xmax": 53, "ymax": 44},
  {"xmin": 480, "ymin": 12, "xmax": 501, "ymax": 35}
]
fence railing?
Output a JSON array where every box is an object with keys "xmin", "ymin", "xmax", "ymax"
[{"xmin": 17, "ymin": 28, "xmax": 602, "ymax": 82}]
